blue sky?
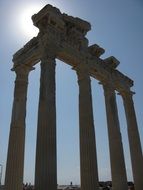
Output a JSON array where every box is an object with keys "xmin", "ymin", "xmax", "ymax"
[{"xmin": 0, "ymin": 0, "xmax": 143, "ymax": 185}]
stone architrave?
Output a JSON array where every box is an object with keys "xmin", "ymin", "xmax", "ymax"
[
  {"xmin": 76, "ymin": 64, "xmax": 99, "ymax": 190},
  {"xmin": 121, "ymin": 91, "xmax": 143, "ymax": 190},
  {"xmin": 34, "ymin": 54, "xmax": 57, "ymax": 190},
  {"xmin": 4, "ymin": 65, "xmax": 34, "ymax": 190},
  {"xmin": 103, "ymin": 84, "xmax": 128, "ymax": 190}
]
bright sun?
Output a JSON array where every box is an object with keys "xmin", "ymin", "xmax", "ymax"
[{"xmin": 19, "ymin": 5, "xmax": 42, "ymax": 38}]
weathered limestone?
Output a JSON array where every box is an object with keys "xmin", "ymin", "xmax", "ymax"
[
  {"xmin": 34, "ymin": 55, "xmax": 57, "ymax": 190},
  {"xmin": 121, "ymin": 91, "xmax": 143, "ymax": 190},
  {"xmin": 4, "ymin": 65, "xmax": 33, "ymax": 190},
  {"xmin": 76, "ymin": 64, "xmax": 99, "ymax": 190},
  {"xmin": 103, "ymin": 84, "xmax": 128, "ymax": 190}
]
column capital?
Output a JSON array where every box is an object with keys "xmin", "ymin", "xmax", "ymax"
[
  {"xmin": 73, "ymin": 63, "xmax": 90, "ymax": 82},
  {"xmin": 41, "ymin": 56, "xmax": 56, "ymax": 66},
  {"xmin": 11, "ymin": 65, "xmax": 34, "ymax": 101},
  {"xmin": 102, "ymin": 82, "xmax": 116, "ymax": 98},
  {"xmin": 39, "ymin": 45, "xmax": 57, "ymax": 67},
  {"xmin": 12, "ymin": 65, "xmax": 35, "ymax": 77},
  {"xmin": 119, "ymin": 90, "xmax": 135, "ymax": 100}
]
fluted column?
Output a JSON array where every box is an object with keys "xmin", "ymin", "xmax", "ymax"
[
  {"xmin": 76, "ymin": 64, "xmax": 99, "ymax": 190},
  {"xmin": 103, "ymin": 84, "xmax": 128, "ymax": 190},
  {"xmin": 35, "ymin": 55, "xmax": 57, "ymax": 190},
  {"xmin": 121, "ymin": 91, "xmax": 143, "ymax": 190},
  {"xmin": 5, "ymin": 65, "xmax": 33, "ymax": 190}
]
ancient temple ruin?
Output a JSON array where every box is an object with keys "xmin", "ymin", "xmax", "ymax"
[{"xmin": 4, "ymin": 4, "xmax": 143, "ymax": 190}]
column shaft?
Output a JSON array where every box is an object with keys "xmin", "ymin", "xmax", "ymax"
[
  {"xmin": 35, "ymin": 57, "xmax": 57, "ymax": 190},
  {"xmin": 122, "ymin": 92, "xmax": 143, "ymax": 190},
  {"xmin": 77, "ymin": 64, "xmax": 99, "ymax": 190},
  {"xmin": 5, "ymin": 65, "xmax": 32, "ymax": 190},
  {"xmin": 103, "ymin": 84, "xmax": 128, "ymax": 190}
]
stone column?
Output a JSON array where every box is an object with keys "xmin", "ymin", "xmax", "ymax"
[
  {"xmin": 103, "ymin": 84, "xmax": 128, "ymax": 190},
  {"xmin": 4, "ymin": 65, "xmax": 33, "ymax": 190},
  {"xmin": 35, "ymin": 55, "xmax": 57, "ymax": 190},
  {"xmin": 76, "ymin": 64, "xmax": 99, "ymax": 190},
  {"xmin": 121, "ymin": 91, "xmax": 143, "ymax": 190}
]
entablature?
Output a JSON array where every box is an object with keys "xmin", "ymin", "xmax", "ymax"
[
  {"xmin": 12, "ymin": 35, "xmax": 133, "ymax": 93},
  {"xmin": 12, "ymin": 4, "xmax": 133, "ymax": 93},
  {"xmin": 13, "ymin": 37, "xmax": 40, "ymax": 66}
]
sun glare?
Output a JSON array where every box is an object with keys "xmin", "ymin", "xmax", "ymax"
[
  {"xmin": 19, "ymin": 5, "xmax": 42, "ymax": 38},
  {"xmin": 18, "ymin": 2, "xmax": 67, "ymax": 38}
]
